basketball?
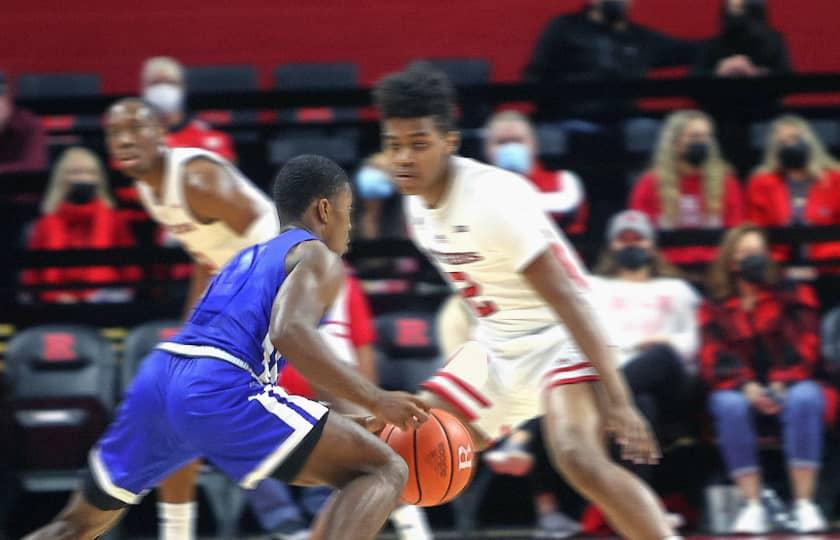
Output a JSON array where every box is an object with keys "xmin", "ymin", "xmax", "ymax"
[{"xmin": 380, "ymin": 408, "xmax": 476, "ymax": 507}]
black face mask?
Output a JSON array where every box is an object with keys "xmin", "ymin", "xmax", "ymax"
[
  {"xmin": 778, "ymin": 141, "xmax": 810, "ymax": 171},
  {"xmin": 66, "ymin": 183, "xmax": 97, "ymax": 205},
  {"xmin": 683, "ymin": 142, "xmax": 710, "ymax": 167},
  {"xmin": 737, "ymin": 253, "xmax": 770, "ymax": 284},
  {"xmin": 600, "ymin": 0, "xmax": 628, "ymax": 25},
  {"xmin": 615, "ymin": 245, "xmax": 652, "ymax": 270}
]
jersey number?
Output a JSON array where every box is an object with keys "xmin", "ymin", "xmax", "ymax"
[{"xmin": 448, "ymin": 272, "xmax": 498, "ymax": 317}]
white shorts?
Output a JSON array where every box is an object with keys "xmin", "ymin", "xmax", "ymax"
[{"xmin": 420, "ymin": 328, "xmax": 599, "ymax": 441}]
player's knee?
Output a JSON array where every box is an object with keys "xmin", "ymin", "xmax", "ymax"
[
  {"xmin": 380, "ymin": 451, "xmax": 409, "ymax": 490},
  {"xmin": 546, "ymin": 424, "xmax": 604, "ymax": 480},
  {"xmin": 24, "ymin": 520, "xmax": 91, "ymax": 540}
]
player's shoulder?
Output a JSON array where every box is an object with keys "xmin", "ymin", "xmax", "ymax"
[{"xmin": 453, "ymin": 156, "xmax": 538, "ymax": 203}]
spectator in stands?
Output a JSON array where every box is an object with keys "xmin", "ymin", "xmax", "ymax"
[
  {"xmin": 354, "ymin": 152, "xmax": 405, "ymax": 240},
  {"xmin": 484, "ymin": 111, "xmax": 588, "ymax": 234},
  {"xmin": 747, "ymin": 115, "xmax": 840, "ymax": 263},
  {"xmin": 630, "ymin": 110, "xmax": 745, "ymax": 264},
  {"xmin": 523, "ymin": 0, "xmax": 697, "ymax": 118},
  {"xmin": 0, "ymin": 71, "xmax": 47, "ymax": 173},
  {"xmin": 701, "ymin": 224, "xmax": 827, "ymax": 534},
  {"xmin": 140, "ymin": 56, "xmax": 236, "ymax": 161},
  {"xmin": 693, "ymin": 0, "xmax": 792, "ymax": 79},
  {"xmin": 21, "ymin": 147, "xmax": 139, "ymax": 303}
]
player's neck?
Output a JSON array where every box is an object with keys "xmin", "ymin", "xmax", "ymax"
[
  {"xmin": 618, "ymin": 267, "xmax": 652, "ymax": 282},
  {"xmin": 421, "ymin": 160, "xmax": 454, "ymax": 209},
  {"xmin": 136, "ymin": 149, "xmax": 167, "ymax": 191}
]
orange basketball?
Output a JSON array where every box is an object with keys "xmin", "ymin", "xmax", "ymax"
[{"xmin": 379, "ymin": 408, "xmax": 476, "ymax": 507}]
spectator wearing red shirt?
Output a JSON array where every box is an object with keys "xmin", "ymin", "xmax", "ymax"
[
  {"xmin": 701, "ymin": 225, "xmax": 826, "ymax": 534},
  {"xmin": 0, "ymin": 72, "xmax": 47, "ymax": 174},
  {"xmin": 484, "ymin": 111, "xmax": 588, "ymax": 234},
  {"xmin": 630, "ymin": 110, "xmax": 744, "ymax": 264},
  {"xmin": 747, "ymin": 114, "xmax": 840, "ymax": 263},
  {"xmin": 21, "ymin": 147, "xmax": 139, "ymax": 303},
  {"xmin": 140, "ymin": 56, "xmax": 236, "ymax": 161}
]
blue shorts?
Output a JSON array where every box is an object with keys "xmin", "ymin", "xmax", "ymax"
[{"xmin": 88, "ymin": 350, "xmax": 328, "ymax": 505}]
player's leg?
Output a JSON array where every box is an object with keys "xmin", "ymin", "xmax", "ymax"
[
  {"xmin": 287, "ymin": 412, "xmax": 409, "ymax": 540},
  {"xmin": 542, "ymin": 382, "xmax": 675, "ymax": 540},
  {"xmin": 156, "ymin": 459, "xmax": 201, "ymax": 540},
  {"xmin": 22, "ymin": 491, "xmax": 124, "ymax": 540}
]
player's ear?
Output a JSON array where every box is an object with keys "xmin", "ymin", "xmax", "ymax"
[
  {"xmin": 445, "ymin": 131, "xmax": 461, "ymax": 155},
  {"xmin": 317, "ymin": 198, "xmax": 331, "ymax": 224}
]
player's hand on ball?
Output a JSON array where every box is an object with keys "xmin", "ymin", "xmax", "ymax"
[
  {"xmin": 606, "ymin": 404, "xmax": 661, "ymax": 465},
  {"xmin": 346, "ymin": 415, "xmax": 387, "ymax": 435},
  {"xmin": 372, "ymin": 391, "xmax": 430, "ymax": 431}
]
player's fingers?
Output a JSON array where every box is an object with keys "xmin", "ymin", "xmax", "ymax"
[
  {"xmin": 409, "ymin": 395, "xmax": 432, "ymax": 412},
  {"xmin": 409, "ymin": 403, "xmax": 429, "ymax": 423},
  {"xmin": 364, "ymin": 416, "xmax": 387, "ymax": 435}
]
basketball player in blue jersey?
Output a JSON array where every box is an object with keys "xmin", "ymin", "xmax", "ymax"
[{"xmin": 23, "ymin": 155, "xmax": 430, "ymax": 540}]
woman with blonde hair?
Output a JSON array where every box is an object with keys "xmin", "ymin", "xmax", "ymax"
[
  {"xmin": 22, "ymin": 146, "xmax": 138, "ymax": 303},
  {"xmin": 701, "ymin": 224, "xmax": 827, "ymax": 534},
  {"xmin": 630, "ymin": 110, "xmax": 745, "ymax": 264},
  {"xmin": 747, "ymin": 114, "xmax": 840, "ymax": 261}
]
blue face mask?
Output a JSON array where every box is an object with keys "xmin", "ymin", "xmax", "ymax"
[
  {"xmin": 493, "ymin": 142, "xmax": 532, "ymax": 174},
  {"xmin": 355, "ymin": 166, "xmax": 395, "ymax": 199}
]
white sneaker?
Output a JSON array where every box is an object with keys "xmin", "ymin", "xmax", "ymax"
[
  {"xmin": 731, "ymin": 501, "xmax": 769, "ymax": 534},
  {"xmin": 794, "ymin": 500, "xmax": 828, "ymax": 534},
  {"xmin": 391, "ymin": 505, "xmax": 434, "ymax": 540}
]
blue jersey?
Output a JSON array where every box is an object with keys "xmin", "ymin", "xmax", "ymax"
[{"xmin": 161, "ymin": 228, "xmax": 318, "ymax": 383}]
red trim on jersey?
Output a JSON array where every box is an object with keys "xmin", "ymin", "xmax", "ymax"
[
  {"xmin": 544, "ymin": 363, "xmax": 593, "ymax": 377},
  {"xmin": 435, "ymin": 371, "xmax": 492, "ymax": 407},
  {"xmin": 420, "ymin": 380, "xmax": 479, "ymax": 421},
  {"xmin": 545, "ymin": 375, "xmax": 600, "ymax": 388},
  {"xmin": 321, "ymin": 320, "xmax": 351, "ymax": 328}
]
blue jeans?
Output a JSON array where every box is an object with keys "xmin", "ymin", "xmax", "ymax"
[
  {"xmin": 247, "ymin": 477, "xmax": 332, "ymax": 531},
  {"xmin": 709, "ymin": 380, "xmax": 825, "ymax": 477}
]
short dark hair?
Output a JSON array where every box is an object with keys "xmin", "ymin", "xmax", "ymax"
[
  {"xmin": 273, "ymin": 154, "xmax": 350, "ymax": 224},
  {"xmin": 373, "ymin": 61, "xmax": 456, "ymax": 132}
]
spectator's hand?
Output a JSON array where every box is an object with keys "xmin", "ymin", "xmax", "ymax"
[
  {"xmin": 606, "ymin": 403, "xmax": 661, "ymax": 465},
  {"xmin": 370, "ymin": 390, "xmax": 430, "ymax": 431},
  {"xmin": 716, "ymin": 55, "xmax": 759, "ymax": 77},
  {"xmin": 744, "ymin": 381, "xmax": 780, "ymax": 415}
]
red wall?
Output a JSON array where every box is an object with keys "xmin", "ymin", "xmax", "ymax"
[{"xmin": 3, "ymin": 0, "xmax": 839, "ymax": 93}]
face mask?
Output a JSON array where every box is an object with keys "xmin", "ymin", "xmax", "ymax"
[
  {"xmin": 600, "ymin": 0, "xmax": 628, "ymax": 24},
  {"xmin": 737, "ymin": 253, "xmax": 770, "ymax": 284},
  {"xmin": 778, "ymin": 141, "xmax": 810, "ymax": 170},
  {"xmin": 143, "ymin": 83, "xmax": 184, "ymax": 115},
  {"xmin": 683, "ymin": 141, "xmax": 710, "ymax": 167},
  {"xmin": 66, "ymin": 183, "xmax": 97, "ymax": 205},
  {"xmin": 355, "ymin": 166, "xmax": 395, "ymax": 199},
  {"xmin": 494, "ymin": 142, "xmax": 532, "ymax": 175},
  {"xmin": 615, "ymin": 245, "xmax": 652, "ymax": 270}
]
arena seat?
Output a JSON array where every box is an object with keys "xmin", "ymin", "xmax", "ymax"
[
  {"xmin": 6, "ymin": 324, "xmax": 116, "ymax": 494},
  {"xmin": 121, "ymin": 319, "xmax": 247, "ymax": 539},
  {"xmin": 821, "ymin": 305, "xmax": 840, "ymax": 368},
  {"xmin": 419, "ymin": 57, "xmax": 491, "ymax": 126},
  {"xmin": 268, "ymin": 131, "xmax": 359, "ymax": 166},
  {"xmin": 275, "ymin": 62, "xmax": 359, "ymax": 123},
  {"xmin": 374, "ymin": 311, "xmax": 442, "ymax": 392},
  {"xmin": 186, "ymin": 64, "xmax": 259, "ymax": 127},
  {"xmin": 16, "ymin": 72, "xmax": 102, "ymax": 131}
]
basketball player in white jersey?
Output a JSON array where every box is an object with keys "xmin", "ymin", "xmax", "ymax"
[
  {"xmin": 374, "ymin": 63, "xmax": 679, "ymax": 540},
  {"xmin": 105, "ymin": 98, "xmax": 280, "ymax": 540}
]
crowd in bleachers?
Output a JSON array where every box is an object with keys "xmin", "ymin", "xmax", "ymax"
[{"xmin": 3, "ymin": 0, "xmax": 840, "ymax": 538}]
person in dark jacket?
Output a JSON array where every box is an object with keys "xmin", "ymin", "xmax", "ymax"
[
  {"xmin": 523, "ymin": 0, "xmax": 697, "ymax": 118},
  {"xmin": 0, "ymin": 72, "xmax": 47, "ymax": 174}
]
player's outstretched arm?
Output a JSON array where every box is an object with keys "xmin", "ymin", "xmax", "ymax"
[
  {"xmin": 521, "ymin": 249, "xmax": 660, "ymax": 464},
  {"xmin": 270, "ymin": 241, "xmax": 428, "ymax": 430}
]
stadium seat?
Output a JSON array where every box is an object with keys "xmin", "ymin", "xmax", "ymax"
[
  {"xmin": 15, "ymin": 72, "xmax": 102, "ymax": 130},
  {"xmin": 185, "ymin": 64, "xmax": 259, "ymax": 126},
  {"xmin": 6, "ymin": 324, "xmax": 116, "ymax": 493},
  {"xmin": 536, "ymin": 123, "xmax": 569, "ymax": 159},
  {"xmin": 120, "ymin": 319, "xmax": 246, "ymax": 539},
  {"xmin": 374, "ymin": 311, "xmax": 442, "ymax": 392},
  {"xmin": 267, "ymin": 131, "xmax": 359, "ymax": 166},
  {"xmin": 821, "ymin": 305, "xmax": 840, "ymax": 369},
  {"xmin": 275, "ymin": 62, "xmax": 360, "ymax": 122},
  {"xmin": 419, "ymin": 57, "xmax": 491, "ymax": 126}
]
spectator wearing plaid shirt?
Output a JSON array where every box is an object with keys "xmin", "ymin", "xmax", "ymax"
[{"xmin": 700, "ymin": 224, "xmax": 827, "ymax": 534}]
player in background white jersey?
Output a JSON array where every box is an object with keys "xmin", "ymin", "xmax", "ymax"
[
  {"xmin": 373, "ymin": 63, "xmax": 679, "ymax": 540},
  {"xmin": 105, "ymin": 99, "xmax": 280, "ymax": 540}
]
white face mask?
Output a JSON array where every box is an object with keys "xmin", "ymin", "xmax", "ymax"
[{"xmin": 143, "ymin": 83, "xmax": 184, "ymax": 115}]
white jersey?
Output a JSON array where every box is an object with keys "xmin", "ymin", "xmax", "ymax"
[
  {"xmin": 135, "ymin": 147, "xmax": 279, "ymax": 271},
  {"xmin": 405, "ymin": 157, "xmax": 590, "ymax": 356},
  {"xmin": 590, "ymin": 276, "xmax": 701, "ymax": 372}
]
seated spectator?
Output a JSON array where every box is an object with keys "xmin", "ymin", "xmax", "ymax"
[
  {"xmin": 523, "ymin": 0, "xmax": 697, "ymax": 118},
  {"xmin": 484, "ymin": 111, "xmax": 588, "ymax": 234},
  {"xmin": 21, "ymin": 147, "xmax": 139, "ymax": 303},
  {"xmin": 701, "ymin": 224, "xmax": 827, "ymax": 534},
  {"xmin": 693, "ymin": 0, "xmax": 792, "ymax": 79},
  {"xmin": 140, "ymin": 56, "xmax": 236, "ymax": 161},
  {"xmin": 353, "ymin": 152, "xmax": 405, "ymax": 240},
  {"xmin": 630, "ymin": 110, "xmax": 744, "ymax": 264},
  {"xmin": 747, "ymin": 114, "xmax": 840, "ymax": 263},
  {"xmin": 0, "ymin": 72, "xmax": 47, "ymax": 173}
]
